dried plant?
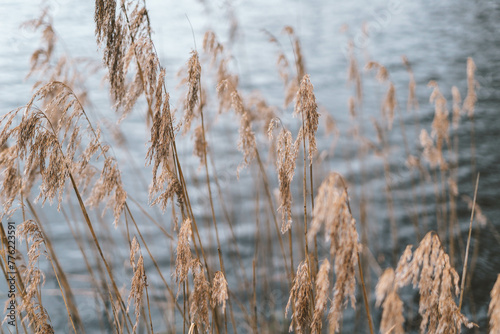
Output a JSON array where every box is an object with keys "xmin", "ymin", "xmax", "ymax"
[
  {"xmin": 462, "ymin": 194, "xmax": 488, "ymax": 226},
  {"xmin": 429, "ymin": 81, "xmax": 450, "ymax": 156},
  {"xmin": 489, "ymin": 274, "xmax": 500, "ymax": 334},
  {"xmin": 193, "ymin": 125, "xmax": 207, "ymax": 166},
  {"xmin": 308, "ymin": 173, "xmax": 360, "ymax": 332},
  {"xmin": 395, "ymin": 232, "xmax": 474, "ymax": 333},
  {"xmin": 376, "ymin": 268, "xmax": 405, "ymax": 334},
  {"xmin": 311, "ymin": 259, "xmax": 330, "ymax": 334},
  {"xmin": 419, "ymin": 129, "xmax": 444, "ymax": 170},
  {"xmin": 402, "ymin": 55, "xmax": 419, "ymax": 112},
  {"xmin": 231, "ymin": 91, "xmax": 256, "ymax": 176},
  {"xmin": 174, "ymin": 218, "xmax": 193, "ymax": 298},
  {"xmin": 366, "ymin": 61, "xmax": 396, "ymax": 129},
  {"xmin": 0, "ymin": 82, "xmax": 128, "ymax": 224},
  {"xmin": 283, "ymin": 26, "xmax": 305, "ymax": 81},
  {"xmin": 190, "ymin": 260, "xmax": 210, "ymax": 332},
  {"xmin": 211, "ymin": 271, "xmax": 229, "ymax": 313},
  {"xmin": 294, "ymin": 74, "xmax": 319, "ymax": 164},
  {"xmin": 286, "ymin": 261, "xmax": 313, "ymax": 333},
  {"xmin": 182, "ymin": 51, "xmax": 202, "ymax": 134},
  {"xmin": 0, "ymin": 144, "xmax": 21, "ymax": 218},
  {"xmin": 463, "ymin": 57, "xmax": 477, "ymax": 118},
  {"xmin": 451, "ymin": 86, "xmax": 462, "ymax": 130},
  {"xmin": 95, "ymin": 0, "xmax": 160, "ymax": 119},
  {"xmin": 127, "ymin": 237, "xmax": 147, "ymax": 333},
  {"xmin": 17, "ymin": 220, "xmax": 54, "ymax": 333},
  {"xmin": 146, "ymin": 91, "xmax": 184, "ymax": 211},
  {"xmin": 87, "ymin": 156, "xmax": 127, "ymax": 226},
  {"xmin": 268, "ymin": 120, "xmax": 300, "ymax": 233},
  {"xmin": 1, "ymin": 2, "xmax": 493, "ymax": 332},
  {"xmin": 382, "ymin": 82, "xmax": 396, "ymax": 130}
]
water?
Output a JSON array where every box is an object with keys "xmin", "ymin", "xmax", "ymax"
[{"xmin": 1, "ymin": 0, "xmax": 500, "ymax": 332}]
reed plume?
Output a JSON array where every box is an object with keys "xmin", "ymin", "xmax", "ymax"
[
  {"xmin": 294, "ymin": 74, "xmax": 319, "ymax": 164},
  {"xmin": 366, "ymin": 61, "xmax": 396, "ymax": 130},
  {"xmin": 231, "ymin": 91, "xmax": 257, "ymax": 176},
  {"xmin": 395, "ymin": 232, "xmax": 474, "ymax": 333},
  {"xmin": 127, "ymin": 237, "xmax": 147, "ymax": 333},
  {"xmin": 419, "ymin": 129, "xmax": 443, "ymax": 170},
  {"xmin": 95, "ymin": 0, "xmax": 161, "ymax": 119},
  {"xmin": 193, "ymin": 125, "xmax": 207, "ymax": 166},
  {"xmin": 268, "ymin": 120, "xmax": 300, "ymax": 233},
  {"xmin": 463, "ymin": 57, "xmax": 477, "ymax": 118},
  {"xmin": 375, "ymin": 268, "xmax": 404, "ymax": 334},
  {"xmin": 211, "ymin": 271, "xmax": 229, "ymax": 313},
  {"xmin": 174, "ymin": 218, "xmax": 193, "ymax": 298},
  {"xmin": 402, "ymin": 55, "xmax": 419, "ymax": 112},
  {"xmin": 429, "ymin": 81, "xmax": 450, "ymax": 157},
  {"xmin": 311, "ymin": 259, "xmax": 330, "ymax": 334},
  {"xmin": 283, "ymin": 26, "xmax": 305, "ymax": 81},
  {"xmin": 308, "ymin": 173, "xmax": 360, "ymax": 332},
  {"xmin": 190, "ymin": 259, "xmax": 210, "ymax": 333},
  {"xmin": 286, "ymin": 261, "xmax": 313, "ymax": 333},
  {"xmin": 182, "ymin": 51, "xmax": 201, "ymax": 134},
  {"xmin": 17, "ymin": 220, "xmax": 54, "ymax": 333},
  {"xmin": 146, "ymin": 90, "xmax": 183, "ymax": 211}
]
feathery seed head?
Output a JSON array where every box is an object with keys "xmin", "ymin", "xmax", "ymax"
[
  {"xmin": 286, "ymin": 261, "xmax": 313, "ymax": 333},
  {"xmin": 211, "ymin": 271, "xmax": 229, "ymax": 312},
  {"xmin": 294, "ymin": 74, "xmax": 319, "ymax": 164},
  {"xmin": 311, "ymin": 259, "xmax": 330, "ymax": 334},
  {"xmin": 175, "ymin": 218, "xmax": 193, "ymax": 298}
]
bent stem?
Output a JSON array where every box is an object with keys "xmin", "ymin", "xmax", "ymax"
[
  {"xmin": 336, "ymin": 173, "xmax": 374, "ymax": 334},
  {"xmin": 358, "ymin": 255, "xmax": 374, "ymax": 334}
]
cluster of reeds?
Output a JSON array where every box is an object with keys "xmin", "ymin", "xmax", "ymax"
[{"xmin": 1, "ymin": 1, "xmax": 499, "ymax": 333}]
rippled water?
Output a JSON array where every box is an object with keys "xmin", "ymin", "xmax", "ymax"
[{"xmin": 1, "ymin": 0, "xmax": 500, "ymax": 332}]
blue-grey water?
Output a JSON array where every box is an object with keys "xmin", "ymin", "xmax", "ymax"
[{"xmin": 1, "ymin": 0, "xmax": 500, "ymax": 333}]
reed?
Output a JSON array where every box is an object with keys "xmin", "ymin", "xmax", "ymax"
[{"xmin": 0, "ymin": 1, "xmax": 498, "ymax": 333}]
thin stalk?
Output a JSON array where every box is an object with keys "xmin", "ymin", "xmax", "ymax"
[
  {"xmin": 357, "ymin": 256, "xmax": 375, "ymax": 334},
  {"xmin": 459, "ymin": 173, "xmax": 480, "ymax": 311},
  {"xmin": 68, "ymin": 173, "xmax": 134, "ymax": 332},
  {"xmin": 25, "ymin": 199, "xmax": 83, "ymax": 333},
  {"xmin": 124, "ymin": 203, "xmax": 189, "ymax": 326},
  {"xmin": 47, "ymin": 256, "xmax": 77, "ymax": 333},
  {"xmin": 144, "ymin": 279, "xmax": 155, "ymax": 334},
  {"xmin": 336, "ymin": 174, "xmax": 374, "ymax": 334},
  {"xmin": 254, "ymin": 148, "xmax": 291, "ymax": 283}
]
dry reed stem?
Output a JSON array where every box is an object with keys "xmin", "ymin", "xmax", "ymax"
[
  {"xmin": 25, "ymin": 200, "xmax": 83, "ymax": 332},
  {"xmin": 459, "ymin": 173, "xmax": 480, "ymax": 311},
  {"xmin": 124, "ymin": 204, "xmax": 188, "ymax": 326}
]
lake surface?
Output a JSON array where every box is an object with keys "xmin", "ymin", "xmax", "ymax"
[{"xmin": 1, "ymin": 0, "xmax": 500, "ymax": 332}]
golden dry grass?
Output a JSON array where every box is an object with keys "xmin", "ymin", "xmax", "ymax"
[{"xmin": 0, "ymin": 1, "xmax": 498, "ymax": 334}]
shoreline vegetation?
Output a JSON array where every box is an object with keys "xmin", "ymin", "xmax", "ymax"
[{"xmin": 1, "ymin": 1, "xmax": 499, "ymax": 333}]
